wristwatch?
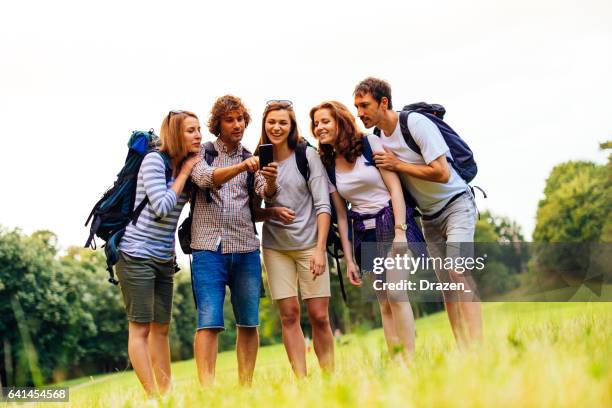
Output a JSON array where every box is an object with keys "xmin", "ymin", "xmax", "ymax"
[{"xmin": 395, "ymin": 223, "xmax": 408, "ymax": 231}]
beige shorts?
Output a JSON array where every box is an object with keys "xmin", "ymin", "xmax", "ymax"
[{"xmin": 262, "ymin": 246, "xmax": 331, "ymax": 300}]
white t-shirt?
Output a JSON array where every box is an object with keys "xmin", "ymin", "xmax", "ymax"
[
  {"xmin": 328, "ymin": 134, "xmax": 390, "ymax": 216},
  {"xmin": 379, "ymin": 112, "xmax": 467, "ymax": 216}
]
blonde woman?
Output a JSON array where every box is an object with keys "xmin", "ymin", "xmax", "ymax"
[{"xmin": 117, "ymin": 110, "xmax": 201, "ymax": 396}]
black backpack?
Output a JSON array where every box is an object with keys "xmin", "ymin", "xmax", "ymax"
[{"xmin": 84, "ymin": 130, "xmax": 172, "ymax": 284}]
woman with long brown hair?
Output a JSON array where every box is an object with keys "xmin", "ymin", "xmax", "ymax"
[
  {"xmin": 310, "ymin": 101, "xmax": 425, "ymax": 361},
  {"xmin": 255, "ymin": 100, "xmax": 335, "ymax": 377},
  {"xmin": 117, "ymin": 110, "xmax": 201, "ymax": 396}
]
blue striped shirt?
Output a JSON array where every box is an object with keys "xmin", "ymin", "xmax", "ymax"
[{"xmin": 119, "ymin": 152, "xmax": 189, "ymax": 260}]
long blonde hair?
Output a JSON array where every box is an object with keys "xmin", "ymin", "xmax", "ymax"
[{"xmin": 159, "ymin": 110, "xmax": 198, "ymax": 169}]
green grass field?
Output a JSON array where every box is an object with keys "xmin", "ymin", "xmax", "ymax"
[{"xmin": 51, "ymin": 302, "xmax": 612, "ymax": 407}]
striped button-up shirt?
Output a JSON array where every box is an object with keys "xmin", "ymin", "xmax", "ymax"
[{"xmin": 190, "ymin": 138, "xmax": 277, "ymax": 253}]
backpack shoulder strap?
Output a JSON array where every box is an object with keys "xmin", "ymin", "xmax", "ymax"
[
  {"xmin": 201, "ymin": 142, "xmax": 218, "ymax": 203},
  {"xmin": 324, "ymin": 159, "xmax": 336, "ymax": 187},
  {"xmin": 246, "ymin": 172, "xmax": 257, "ymax": 234},
  {"xmin": 294, "ymin": 141, "xmax": 310, "ymax": 182},
  {"xmin": 132, "ymin": 150, "xmax": 172, "ymax": 225},
  {"xmin": 361, "ymin": 135, "xmax": 376, "ymax": 166},
  {"xmin": 398, "ymin": 111, "xmax": 422, "ymax": 155},
  {"xmin": 240, "ymin": 146, "xmax": 258, "ymax": 235},
  {"xmin": 143, "ymin": 150, "xmax": 173, "ymax": 181},
  {"xmin": 156, "ymin": 150, "xmax": 173, "ymax": 182},
  {"xmin": 241, "ymin": 145, "xmax": 252, "ymax": 160},
  {"xmin": 203, "ymin": 141, "xmax": 218, "ymax": 165}
]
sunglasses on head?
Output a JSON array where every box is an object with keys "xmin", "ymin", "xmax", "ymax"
[
  {"xmin": 167, "ymin": 110, "xmax": 184, "ymax": 123},
  {"xmin": 265, "ymin": 100, "xmax": 293, "ymax": 108}
]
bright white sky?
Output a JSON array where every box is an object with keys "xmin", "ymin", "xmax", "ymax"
[{"xmin": 1, "ymin": 0, "xmax": 610, "ymax": 255}]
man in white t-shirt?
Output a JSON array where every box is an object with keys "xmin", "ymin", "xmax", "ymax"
[{"xmin": 352, "ymin": 76, "xmax": 482, "ymax": 348}]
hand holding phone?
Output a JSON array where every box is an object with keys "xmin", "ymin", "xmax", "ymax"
[{"xmin": 259, "ymin": 144, "xmax": 274, "ymax": 169}]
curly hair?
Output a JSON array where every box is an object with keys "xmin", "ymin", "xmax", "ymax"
[
  {"xmin": 353, "ymin": 77, "xmax": 393, "ymax": 110},
  {"xmin": 207, "ymin": 95, "xmax": 251, "ymax": 136},
  {"xmin": 309, "ymin": 101, "xmax": 365, "ymax": 167}
]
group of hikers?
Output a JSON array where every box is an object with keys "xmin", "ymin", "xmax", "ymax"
[{"xmin": 109, "ymin": 77, "xmax": 482, "ymax": 396}]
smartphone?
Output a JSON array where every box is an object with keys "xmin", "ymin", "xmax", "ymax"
[{"xmin": 259, "ymin": 144, "xmax": 274, "ymax": 169}]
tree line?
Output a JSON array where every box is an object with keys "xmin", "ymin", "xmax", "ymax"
[{"xmin": 1, "ymin": 141, "xmax": 608, "ymax": 386}]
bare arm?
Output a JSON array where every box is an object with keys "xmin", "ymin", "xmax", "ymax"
[
  {"xmin": 331, "ymin": 192, "xmax": 352, "ymax": 264},
  {"xmin": 309, "ymin": 212, "xmax": 331, "ymax": 277},
  {"xmin": 374, "ymin": 149, "xmax": 450, "ymax": 183},
  {"xmin": 331, "ymin": 191, "xmax": 361, "ymax": 285},
  {"xmin": 191, "ymin": 155, "xmax": 259, "ymax": 189},
  {"xmin": 212, "ymin": 161, "xmax": 249, "ymax": 185},
  {"xmin": 315, "ymin": 213, "xmax": 331, "ymax": 252},
  {"xmin": 379, "ymin": 168, "xmax": 407, "ymax": 242},
  {"xmin": 259, "ymin": 163, "xmax": 279, "ymax": 199}
]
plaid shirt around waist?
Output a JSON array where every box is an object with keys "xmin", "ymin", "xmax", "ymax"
[{"xmin": 190, "ymin": 139, "xmax": 277, "ymax": 254}]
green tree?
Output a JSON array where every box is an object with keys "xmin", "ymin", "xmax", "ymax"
[
  {"xmin": 533, "ymin": 161, "xmax": 609, "ymax": 243},
  {"xmin": 60, "ymin": 247, "xmax": 128, "ymax": 376},
  {"xmin": 532, "ymin": 141, "xmax": 611, "ymax": 279},
  {"xmin": 0, "ymin": 229, "xmax": 97, "ymax": 385}
]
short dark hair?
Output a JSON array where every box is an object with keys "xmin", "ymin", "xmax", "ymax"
[
  {"xmin": 353, "ymin": 77, "xmax": 393, "ymax": 110},
  {"xmin": 208, "ymin": 95, "xmax": 251, "ymax": 136}
]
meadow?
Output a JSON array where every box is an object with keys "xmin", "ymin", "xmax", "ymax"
[{"xmin": 39, "ymin": 302, "xmax": 611, "ymax": 408}]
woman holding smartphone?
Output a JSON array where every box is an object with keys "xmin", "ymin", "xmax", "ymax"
[
  {"xmin": 116, "ymin": 110, "xmax": 201, "ymax": 397},
  {"xmin": 309, "ymin": 101, "xmax": 425, "ymax": 361},
  {"xmin": 255, "ymin": 100, "xmax": 334, "ymax": 377}
]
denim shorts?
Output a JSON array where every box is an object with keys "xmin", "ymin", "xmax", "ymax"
[{"xmin": 191, "ymin": 247, "xmax": 262, "ymax": 330}]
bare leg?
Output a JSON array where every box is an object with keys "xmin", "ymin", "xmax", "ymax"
[
  {"xmin": 378, "ymin": 299, "xmax": 401, "ymax": 354},
  {"xmin": 194, "ymin": 329, "xmax": 220, "ymax": 387},
  {"xmin": 448, "ymin": 271, "xmax": 483, "ymax": 348},
  {"xmin": 148, "ymin": 322, "xmax": 172, "ymax": 394},
  {"xmin": 236, "ymin": 326, "xmax": 259, "ymax": 386},
  {"xmin": 459, "ymin": 301, "xmax": 483, "ymax": 345},
  {"xmin": 305, "ymin": 297, "xmax": 334, "ymax": 373},
  {"xmin": 443, "ymin": 299, "xmax": 468, "ymax": 347},
  {"xmin": 277, "ymin": 297, "xmax": 307, "ymax": 377},
  {"xmin": 388, "ymin": 300, "xmax": 416, "ymax": 359},
  {"xmin": 127, "ymin": 322, "xmax": 156, "ymax": 397}
]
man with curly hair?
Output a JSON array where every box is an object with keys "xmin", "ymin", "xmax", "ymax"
[{"xmin": 190, "ymin": 95, "xmax": 279, "ymax": 386}]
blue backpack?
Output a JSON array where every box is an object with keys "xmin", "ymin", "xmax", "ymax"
[
  {"xmin": 84, "ymin": 130, "xmax": 171, "ymax": 284},
  {"xmin": 375, "ymin": 102, "xmax": 478, "ymax": 183}
]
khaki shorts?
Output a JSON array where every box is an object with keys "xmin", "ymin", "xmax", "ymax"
[
  {"xmin": 262, "ymin": 246, "xmax": 330, "ymax": 300},
  {"xmin": 115, "ymin": 251, "xmax": 175, "ymax": 324},
  {"xmin": 422, "ymin": 189, "xmax": 479, "ymax": 301}
]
